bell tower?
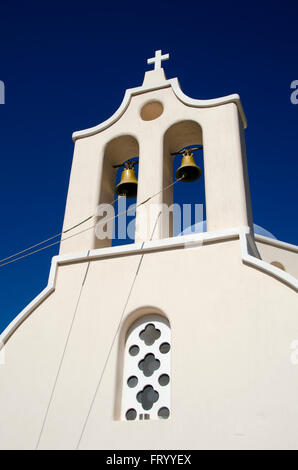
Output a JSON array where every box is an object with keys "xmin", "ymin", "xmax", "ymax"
[
  {"xmin": 59, "ymin": 49, "xmax": 252, "ymax": 253},
  {"xmin": 1, "ymin": 50, "xmax": 297, "ymax": 451}
]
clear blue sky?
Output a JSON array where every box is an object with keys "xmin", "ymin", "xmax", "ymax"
[{"xmin": 0, "ymin": 1, "xmax": 297, "ymax": 333}]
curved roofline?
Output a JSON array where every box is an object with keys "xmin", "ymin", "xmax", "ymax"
[{"xmin": 72, "ymin": 77, "xmax": 247, "ymax": 141}]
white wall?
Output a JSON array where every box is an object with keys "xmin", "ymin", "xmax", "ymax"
[{"xmin": 0, "ymin": 238, "xmax": 297, "ymax": 450}]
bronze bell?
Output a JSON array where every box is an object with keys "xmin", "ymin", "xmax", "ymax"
[
  {"xmin": 115, "ymin": 162, "xmax": 138, "ymax": 198},
  {"xmin": 176, "ymin": 149, "xmax": 201, "ymax": 182}
]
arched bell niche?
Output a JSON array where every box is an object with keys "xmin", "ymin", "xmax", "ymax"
[
  {"xmin": 93, "ymin": 135, "xmax": 139, "ymax": 249},
  {"xmin": 163, "ymin": 120, "xmax": 205, "ymax": 238}
]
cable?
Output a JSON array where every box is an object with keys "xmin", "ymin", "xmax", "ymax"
[
  {"xmin": 0, "ymin": 196, "xmax": 119, "ymax": 265},
  {"xmin": 36, "ymin": 211, "xmax": 162, "ymax": 449},
  {"xmin": 0, "ymin": 178, "xmax": 183, "ymax": 269},
  {"xmin": 35, "ymin": 251, "xmax": 91, "ymax": 450},
  {"xmin": 75, "ymin": 210, "xmax": 162, "ymax": 449}
]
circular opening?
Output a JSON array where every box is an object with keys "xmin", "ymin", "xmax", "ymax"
[
  {"xmin": 270, "ymin": 261, "xmax": 285, "ymax": 271},
  {"xmin": 140, "ymin": 101, "xmax": 163, "ymax": 121},
  {"xmin": 126, "ymin": 408, "xmax": 137, "ymax": 420},
  {"xmin": 127, "ymin": 376, "xmax": 138, "ymax": 388},
  {"xmin": 158, "ymin": 374, "xmax": 170, "ymax": 386},
  {"xmin": 159, "ymin": 342, "xmax": 171, "ymax": 354},
  {"xmin": 158, "ymin": 407, "xmax": 170, "ymax": 419},
  {"xmin": 129, "ymin": 345, "xmax": 140, "ymax": 356}
]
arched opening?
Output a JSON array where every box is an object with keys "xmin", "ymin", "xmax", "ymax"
[
  {"xmin": 119, "ymin": 314, "xmax": 171, "ymax": 421},
  {"xmin": 94, "ymin": 135, "xmax": 139, "ymax": 249},
  {"xmin": 163, "ymin": 120, "xmax": 206, "ymax": 238}
]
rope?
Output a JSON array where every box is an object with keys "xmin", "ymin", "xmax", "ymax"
[
  {"xmin": 0, "ymin": 197, "xmax": 119, "ymax": 265},
  {"xmin": 0, "ymin": 178, "xmax": 183, "ymax": 269},
  {"xmin": 75, "ymin": 211, "xmax": 162, "ymax": 449},
  {"xmin": 35, "ymin": 251, "xmax": 91, "ymax": 450},
  {"xmin": 36, "ymin": 210, "xmax": 162, "ymax": 449}
]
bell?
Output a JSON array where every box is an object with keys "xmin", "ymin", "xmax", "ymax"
[
  {"xmin": 176, "ymin": 150, "xmax": 201, "ymax": 182},
  {"xmin": 115, "ymin": 165, "xmax": 138, "ymax": 198}
]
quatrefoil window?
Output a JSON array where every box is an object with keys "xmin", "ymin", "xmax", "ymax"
[
  {"xmin": 138, "ymin": 353, "xmax": 160, "ymax": 377},
  {"xmin": 137, "ymin": 385, "xmax": 159, "ymax": 410},
  {"xmin": 139, "ymin": 323, "xmax": 161, "ymax": 346},
  {"xmin": 121, "ymin": 316, "xmax": 171, "ymax": 421}
]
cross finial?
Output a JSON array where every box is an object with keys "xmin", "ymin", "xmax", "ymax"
[{"xmin": 147, "ymin": 50, "xmax": 169, "ymax": 70}]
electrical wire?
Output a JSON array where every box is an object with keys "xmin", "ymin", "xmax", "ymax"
[
  {"xmin": 0, "ymin": 178, "xmax": 183, "ymax": 269},
  {"xmin": 0, "ymin": 196, "xmax": 120, "ymax": 265},
  {"xmin": 0, "ymin": 215, "xmax": 93, "ymax": 265},
  {"xmin": 75, "ymin": 210, "xmax": 162, "ymax": 449},
  {"xmin": 35, "ymin": 250, "xmax": 92, "ymax": 450},
  {"xmin": 36, "ymin": 210, "xmax": 161, "ymax": 449},
  {"xmin": 36, "ymin": 200, "xmax": 164, "ymax": 448}
]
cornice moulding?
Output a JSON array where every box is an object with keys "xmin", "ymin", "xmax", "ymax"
[{"xmin": 1, "ymin": 228, "xmax": 296, "ymax": 351}]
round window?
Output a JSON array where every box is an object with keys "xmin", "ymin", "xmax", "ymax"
[{"xmin": 140, "ymin": 101, "xmax": 164, "ymax": 121}]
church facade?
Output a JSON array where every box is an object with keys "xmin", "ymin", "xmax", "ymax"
[{"xmin": 0, "ymin": 51, "xmax": 297, "ymax": 450}]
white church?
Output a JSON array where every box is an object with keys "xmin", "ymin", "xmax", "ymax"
[{"xmin": 0, "ymin": 51, "xmax": 297, "ymax": 450}]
